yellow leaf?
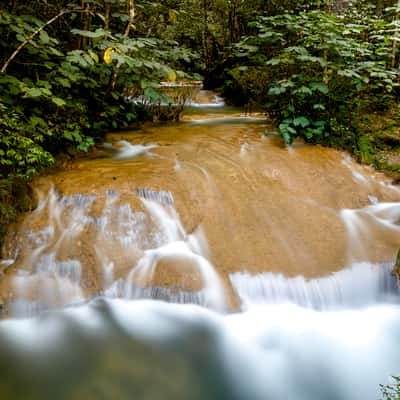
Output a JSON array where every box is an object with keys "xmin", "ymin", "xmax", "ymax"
[
  {"xmin": 104, "ymin": 47, "xmax": 114, "ymax": 64},
  {"xmin": 167, "ymin": 69, "xmax": 177, "ymax": 82}
]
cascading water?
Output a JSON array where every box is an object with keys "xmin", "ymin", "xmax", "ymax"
[
  {"xmin": 1, "ymin": 94, "xmax": 400, "ymax": 399},
  {"xmin": 2, "ymin": 185, "xmax": 226, "ymax": 317},
  {"xmin": 230, "ymin": 262, "xmax": 400, "ymax": 310}
]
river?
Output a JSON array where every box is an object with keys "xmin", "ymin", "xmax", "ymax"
[{"xmin": 0, "ymin": 92, "xmax": 400, "ymax": 399}]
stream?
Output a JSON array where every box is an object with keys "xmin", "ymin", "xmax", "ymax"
[{"xmin": 1, "ymin": 92, "xmax": 400, "ymax": 399}]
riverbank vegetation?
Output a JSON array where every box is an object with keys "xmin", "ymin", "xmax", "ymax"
[
  {"xmin": 1, "ymin": 0, "xmax": 400, "ymax": 241},
  {"xmin": 222, "ymin": 2, "xmax": 400, "ymax": 178},
  {"xmin": 0, "ymin": 0, "xmax": 198, "ymax": 238}
]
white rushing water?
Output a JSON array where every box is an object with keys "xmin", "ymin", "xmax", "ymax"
[
  {"xmin": 0, "ymin": 298, "xmax": 399, "ymax": 400},
  {"xmin": 1, "ymin": 189, "xmax": 400, "ymax": 399},
  {"xmin": 188, "ymin": 92, "xmax": 225, "ymax": 108},
  {"xmin": 1, "ymin": 156, "xmax": 400, "ymax": 398},
  {"xmin": 230, "ymin": 262, "xmax": 400, "ymax": 310},
  {"xmin": 6, "ymin": 187, "xmax": 227, "ymax": 317},
  {"xmin": 340, "ymin": 202, "xmax": 400, "ymax": 263},
  {"xmin": 103, "ymin": 140, "xmax": 158, "ymax": 160}
]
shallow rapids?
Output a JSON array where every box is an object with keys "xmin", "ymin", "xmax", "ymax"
[{"xmin": 1, "ymin": 97, "xmax": 400, "ymax": 399}]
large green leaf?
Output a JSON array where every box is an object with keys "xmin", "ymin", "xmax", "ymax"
[
  {"xmin": 70, "ymin": 28, "xmax": 109, "ymax": 38},
  {"xmin": 23, "ymin": 87, "xmax": 43, "ymax": 98},
  {"xmin": 293, "ymin": 116, "xmax": 310, "ymax": 128},
  {"xmin": 268, "ymin": 86, "xmax": 286, "ymax": 95},
  {"xmin": 309, "ymin": 82, "xmax": 329, "ymax": 94},
  {"xmin": 51, "ymin": 97, "xmax": 66, "ymax": 107},
  {"xmin": 39, "ymin": 30, "xmax": 49, "ymax": 44}
]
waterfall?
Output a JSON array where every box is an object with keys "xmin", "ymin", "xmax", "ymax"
[
  {"xmin": 4, "ymin": 187, "xmax": 227, "ymax": 317},
  {"xmin": 230, "ymin": 262, "xmax": 400, "ymax": 310}
]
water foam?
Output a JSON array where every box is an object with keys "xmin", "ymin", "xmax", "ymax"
[
  {"xmin": 340, "ymin": 202, "xmax": 400, "ymax": 262},
  {"xmin": 113, "ymin": 140, "xmax": 158, "ymax": 160},
  {"xmin": 5, "ymin": 187, "xmax": 226, "ymax": 316},
  {"xmin": 0, "ymin": 298, "xmax": 399, "ymax": 400},
  {"xmin": 230, "ymin": 262, "xmax": 399, "ymax": 310}
]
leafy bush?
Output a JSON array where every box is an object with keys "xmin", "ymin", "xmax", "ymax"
[
  {"xmin": 0, "ymin": 102, "xmax": 54, "ymax": 180},
  {"xmin": 223, "ymin": 8, "xmax": 399, "ymax": 147}
]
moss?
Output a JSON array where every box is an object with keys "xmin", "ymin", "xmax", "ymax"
[{"xmin": 341, "ymin": 105, "xmax": 400, "ymax": 179}]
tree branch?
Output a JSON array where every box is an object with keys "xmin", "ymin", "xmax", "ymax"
[
  {"xmin": 1, "ymin": 8, "xmax": 87, "ymax": 74},
  {"xmin": 124, "ymin": 0, "xmax": 135, "ymax": 37}
]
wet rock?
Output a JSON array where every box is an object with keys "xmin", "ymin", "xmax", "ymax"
[
  {"xmin": 392, "ymin": 249, "xmax": 400, "ymax": 286},
  {"xmin": 0, "ymin": 259, "xmax": 14, "ymax": 277}
]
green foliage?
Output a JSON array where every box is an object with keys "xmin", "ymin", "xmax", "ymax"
[
  {"xmin": 0, "ymin": 102, "xmax": 54, "ymax": 180},
  {"xmin": 0, "ymin": 3, "xmax": 196, "ymax": 161},
  {"xmin": 0, "ymin": 1, "xmax": 201, "ymax": 244},
  {"xmin": 357, "ymin": 135, "xmax": 375, "ymax": 164},
  {"xmin": 381, "ymin": 376, "xmax": 400, "ymax": 400},
  {"xmin": 0, "ymin": 101, "xmax": 53, "ymax": 240},
  {"xmin": 130, "ymin": 0, "xmax": 327, "ymax": 86},
  {"xmin": 224, "ymin": 8, "xmax": 399, "ymax": 146}
]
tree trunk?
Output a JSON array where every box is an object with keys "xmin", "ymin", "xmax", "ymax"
[
  {"xmin": 82, "ymin": 2, "xmax": 92, "ymax": 48},
  {"xmin": 201, "ymin": 0, "xmax": 211, "ymax": 77},
  {"xmin": 104, "ymin": 1, "xmax": 111, "ymax": 30},
  {"xmin": 376, "ymin": 0, "xmax": 385, "ymax": 16},
  {"xmin": 124, "ymin": 0, "xmax": 135, "ymax": 37}
]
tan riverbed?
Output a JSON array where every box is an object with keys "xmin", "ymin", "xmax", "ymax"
[{"xmin": 1, "ymin": 104, "xmax": 400, "ymax": 313}]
